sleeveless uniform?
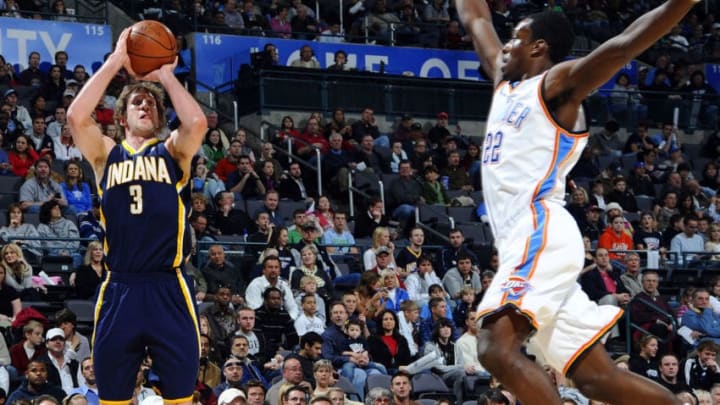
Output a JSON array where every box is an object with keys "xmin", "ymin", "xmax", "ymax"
[
  {"xmin": 92, "ymin": 139, "xmax": 199, "ymax": 402},
  {"xmin": 477, "ymin": 74, "xmax": 622, "ymax": 375}
]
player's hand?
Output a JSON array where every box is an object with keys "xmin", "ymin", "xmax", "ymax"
[
  {"xmin": 113, "ymin": 28, "xmax": 134, "ymax": 73},
  {"xmin": 138, "ymin": 57, "xmax": 178, "ymax": 83}
]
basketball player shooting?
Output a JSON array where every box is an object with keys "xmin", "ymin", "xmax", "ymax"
[
  {"xmin": 456, "ymin": 0, "xmax": 699, "ymax": 404},
  {"xmin": 67, "ymin": 27, "xmax": 206, "ymax": 405}
]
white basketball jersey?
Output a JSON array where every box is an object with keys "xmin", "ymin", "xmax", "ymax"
[{"xmin": 481, "ymin": 73, "xmax": 588, "ymax": 239}]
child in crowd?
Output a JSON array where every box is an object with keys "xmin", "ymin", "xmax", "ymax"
[
  {"xmin": 420, "ymin": 284, "xmax": 454, "ymax": 320},
  {"xmin": 294, "ymin": 276, "xmax": 326, "ymax": 322},
  {"xmin": 341, "ymin": 319, "xmax": 388, "ymax": 378},
  {"xmin": 453, "ymin": 286, "xmax": 475, "ymax": 333},
  {"xmin": 294, "ymin": 294, "xmax": 325, "ymax": 337}
]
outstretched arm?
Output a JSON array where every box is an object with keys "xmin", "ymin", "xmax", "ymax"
[
  {"xmin": 547, "ymin": 0, "xmax": 700, "ymax": 106},
  {"xmin": 67, "ymin": 29, "xmax": 129, "ymax": 173},
  {"xmin": 142, "ymin": 64, "xmax": 207, "ymax": 174},
  {"xmin": 456, "ymin": 0, "xmax": 503, "ymax": 84}
]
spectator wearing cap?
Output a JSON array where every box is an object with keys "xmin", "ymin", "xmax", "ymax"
[
  {"xmin": 38, "ymin": 327, "xmax": 79, "ymax": 394},
  {"xmin": 428, "ymin": 112, "xmax": 451, "ymax": 148},
  {"xmin": 606, "ymin": 176, "xmax": 639, "ymax": 214},
  {"xmin": 4, "ymin": 88, "xmax": 31, "ymax": 131},
  {"xmin": 213, "ymin": 358, "xmax": 246, "ymax": 398},
  {"xmin": 580, "ymin": 204, "xmax": 605, "ymax": 243},
  {"xmin": 61, "ymin": 89, "xmax": 75, "ymax": 109},
  {"xmin": 218, "ymin": 387, "xmax": 246, "ymax": 405},
  {"xmin": 392, "ymin": 114, "xmax": 414, "ymax": 146},
  {"xmin": 627, "ymin": 161, "xmax": 656, "ymax": 198}
]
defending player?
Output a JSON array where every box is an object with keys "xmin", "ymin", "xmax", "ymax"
[
  {"xmin": 456, "ymin": 0, "xmax": 699, "ymax": 404},
  {"xmin": 66, "ymin": 28, "xmax": 207, "ymax": 405}
]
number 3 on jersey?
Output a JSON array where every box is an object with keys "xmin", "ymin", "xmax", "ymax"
[
  {"xmin": 483, "ymin": 131, "xmax": 503, "ymax": 164},
  {"xmin": 129, "ymin": 185, "xmax": 143, "ymax": 214}
]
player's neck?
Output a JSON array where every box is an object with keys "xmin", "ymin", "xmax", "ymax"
[{"xmin": 124, "ymin": 133, "xmax": 157, "ymax": 151}]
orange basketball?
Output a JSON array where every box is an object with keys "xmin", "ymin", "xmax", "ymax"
[{"xmin": 126, "ymin": 20, "xmax": 178, "ymax": 76}]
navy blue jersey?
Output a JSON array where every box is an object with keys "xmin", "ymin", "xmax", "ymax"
[{"xmin": 98, "ymin": 139, "xmax": 189, "ymax": 273}]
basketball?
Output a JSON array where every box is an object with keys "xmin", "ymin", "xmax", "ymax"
[{"xmin": 126, "ymin": 20, "xmax": 178, "ymax": 76}]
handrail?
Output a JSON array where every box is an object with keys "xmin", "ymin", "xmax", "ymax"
[
  {"xmin": 625, "ymin": 295, "xmax": 678, "ymax": 353},
  {"xmin": 347, "ymin": 170, "xmax": 377, "ymax": 219}
]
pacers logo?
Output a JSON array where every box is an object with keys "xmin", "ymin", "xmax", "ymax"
[{"xmin": 500, "ymin": 276, "xmax": 532, "ymax": 296}]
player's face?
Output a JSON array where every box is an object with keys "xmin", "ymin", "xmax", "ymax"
[
  {"xmin": 124, "ymin": 91, "xmax": 159, "ymax": 137},
  {"xmin": 501, "ymin": 19, "xmax": 534, "ymax": 82}
]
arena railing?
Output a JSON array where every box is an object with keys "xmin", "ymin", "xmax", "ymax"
[{"xmin": 624, "ymin": 294, "xmax": 678, "ymax": 354}]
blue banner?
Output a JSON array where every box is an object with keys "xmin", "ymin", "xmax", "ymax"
[
  {"xmin": 0, "ymin": 17, "xmax": 111, "ymax": 74},
  {"xmin": 192, "ymin": 33, "xmax": 486, "ymax": 87}
]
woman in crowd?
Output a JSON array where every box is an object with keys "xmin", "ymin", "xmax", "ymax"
[
  {"xmin": 191, "ymin": 156, "xmax": 226, "ymax": 202},
  {"xmin": 461, "ymin": 141, "xmax": 482, "ymax": 179},
  {"xmin": 363, "ymin": 227, "xmax": 395, "ymax": 271},
  {"xmin": 706, "ymin": 223, "xmax": 720, "ymax": 261},
  {"xmin": 8, "ymin": 135, "xmax": 39, "ymax": 177},
  {"xmin": 367, "ymin": 309, "xmax": 412, "ymax": 374},
  {"xmin": 202, "ymin": 128, "xmax": 225, "ymax": 171},
  {"xmin": 0, "ymin": 243, "xmax": 41, "ymax": 299},
  {"xmin": 275, "ymin": 116, "xmax": 300, "ymax": 145},
  {"xmin": 566, "ymin": 187, "xmax": 591, "ymax": 225},
  {"xmin": 307, "ymin": 195, "xmax": 334, "ymax": 231},
  {"xmin": 61, "ymin": 161, "xmax": 92, "ymax": 214},
  {"xmin": 700, "ymin": 162, "xmax": 720, "ymax": 190},
  {"xmin": 291, "ymin": 245, "xmax": 333, "ymax": 302},
  {"xmin": 258, "ymin": 160, "xmax": 278, "ymax": 193},
  {"xmin": 629, "ymin": 334, "xmax": 660, "ymax": 380},
  {"xmin": 378, "ymin": 269, "xmax": 409, "ymax": 313},
  {"xmin": 0, "ymin": 203, "xmax": 42, "ymax": 258},
  {"xmin": 74, "ymin": 241, "xmax": 105, "ymax": 300},
  {"xmin": 55, "ymin": 308, "xmax": 90, "ymax": 363},
  {"xmin": 264, "ymin": 227, "xmax": 296, "ymax": 279},
  {"xmin": 37, "ymin": 200, "xmax": 80, "ymax": 265},
  {"xmin": 355, "ymin": 272, "xmax": 384, "ymax": 323},
  {"xmin": 312, "ymin": 359, "xmax": 336, "ymax": 397},
  {"xmin": 422, "ymin": 318, "xmax": 466, "ymax": 385},
  {"xmin": 420, "ymin": 165, "xmax": 449, "ymax": 206}
]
